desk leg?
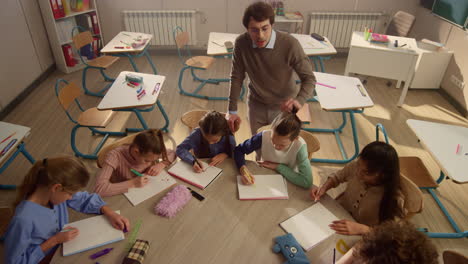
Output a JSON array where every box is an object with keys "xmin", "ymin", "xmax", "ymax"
[
  {"xmin": 397, "ymin": 80, "xmax": 410, "ymax": 107},
  {"xmin": 156, "ymin": 100, "xmax": 170, "ymax": 132},
  {"xmin": 0, "ymin": 143, "xmax": 35, "ymax": 189},
  {"xmin": 143, "ymin": 50, "xmax": 158, "ymax": 74},
  {"xmin": 396, "ymin": 80, "xmax": 402, "ymax": 88}
]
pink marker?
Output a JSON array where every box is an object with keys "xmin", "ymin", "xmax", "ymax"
[
  {"xmin": 316, "ymin": 82, "xmax": 336, "ymax": 89},
  {"xmin": 456, "ymin": 144, "xmax": 460, "ymax": 154}
]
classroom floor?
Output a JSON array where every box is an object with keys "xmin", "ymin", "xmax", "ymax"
[{"xmin": 1, "ymin": 53, "xmax": 467, "ymax": 262}]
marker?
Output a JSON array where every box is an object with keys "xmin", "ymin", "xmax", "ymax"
[
  {"xmin": 316, "ymin": 82, "xmax": 336, "ymax": 89},
  {"xmin": 60, "ymin": 228, "xmax": 73, "ymax": 233},
  {"xmin": 187, "ymin": 187, "xmax": 205, "ymax": 201},
  {"xmin": 0, "ymin": 139, "xmax": 18, "ymax": 157},
  {"xmin": 211, "ymin": 41, "xmax": 224, "ymax": 47},
  {"xmin": 114, "ymin": 46, "xmax": 125, "ymax": 49},
  {"xmin": 0, "ymin": 132, "xmax": 16, "ymax": 145},
  {"xmin": 90, "ymin": 248, "xmax": 113, "ymax": 260},
  {"xmin": 357, "ymin": 84, "xmax": 367, "ymax": 97},
  {"xmin": 314, "ymin": 186, "xmax": 322, "ymax": 202},
  {"xmin": 456, "ymin": 144, "xmax": 460, "ymax": 154},
  {"xmin": 189, "ymin": 151, "xmax": 204, "ymax": 171},
  {"xmin": 333, "ymin": 248, "xmax": 336, "ymax": 264},
  {"xmin": 399, "ymin": 44, "xmax": 407, "ymax": 48},
  {"xmin": 130, "ymin": 169, "xmax": 143, "ymax": 177},
  {"xmin": 152, "ymin": 83, "xmax": 160, "ymax": 95}
]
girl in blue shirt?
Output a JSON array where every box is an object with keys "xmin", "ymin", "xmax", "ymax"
[
  {"xmin": 176, "ymin": 111, "xmax": 236, "ymax": 173},
  {"xmin": 4, "ymin": 156, "xmax": 129, "ymax": 264}
]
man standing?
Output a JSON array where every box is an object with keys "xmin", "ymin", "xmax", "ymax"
[{"xmin": 226, "ymin": 2, "xmax": 316, "ymax": 134}]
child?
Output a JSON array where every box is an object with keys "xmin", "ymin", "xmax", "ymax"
[
  {"xmin": 176, "ymin": 111, "xmax": 236, "ymax": 173},
  {"xmin": 234, "ymin": 109, "xmax": 312, "ymax": 188},
  {"xmin": 95, "ymin": 129, "xmax": 175, "ymax": 197},
  {"xmin": 310, "ymin": 141, "xmax": 405, "ymax": 235},
  {"xmin": 337, "ymin": 220, "xmax": 438, "ymax": 264},
  {"xmin": 4, "ymin": 156, "xmax": 129, "ymax": 264}
]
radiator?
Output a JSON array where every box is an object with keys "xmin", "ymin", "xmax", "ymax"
[
  {"xmin": 122, "ymin": 10, "xmax": 197, "ymax": 46},
  {"xmin": 309, "ymin": 12, "xmax": 384, "ymax": 48}
]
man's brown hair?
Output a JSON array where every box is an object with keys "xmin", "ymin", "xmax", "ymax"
[
  {"xmin": 242, "ymin": 2, "xmax": 275, "ymax": 28},
  {"xmin": 354, "ymin": 220, "xmax": 438, "ymax": 264}
]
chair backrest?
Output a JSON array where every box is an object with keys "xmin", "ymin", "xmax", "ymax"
[
  {"xmin": 181, "ymin": 110, "xmax": 210, "ymax": 131},
  {"xmin": 386, "ymin": 11, "xmax": 415, "ymax": 37},
  {"xmin": 443, "ymin": 250, "xmax": 468, "ymax": 264},
  {"xmin": 72, "ymin": 31, "xmax": 94, "ymax": 50},
  {"xmin": 173, "ymin": 26, "xmax": 192, "ymax": 64},
  {"xmin": 55, "ymin": 79, "xmax": 84, "ymax": 124},
  {"xmin": 97, "ymin": 132, "xmax": 141, "ymax": 168},
  {"xmin": 400, "ymin": 173, "xmax": 424, "ymax": 218},
  {"xmin": 257, "ymin": 125, "xmax": 320, "ymax": 160}
]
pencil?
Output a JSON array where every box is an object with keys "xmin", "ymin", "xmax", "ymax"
[
  {"xmin": 316, "ymin": 82, "xmax": 336, "ymax": 89},
  {"xmin": 0, "ymin": 132, "xmax": 16, "ymax": 145},
  {"xmin": 189, "ymin": 152, "xmax": 204, "ymax": 170}
]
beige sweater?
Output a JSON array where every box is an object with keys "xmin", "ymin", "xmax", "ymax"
[
  {"xmin": 328, "ymin": 161, "xmax": 406, "ymax": 226},
  {"xmin": 228, "ymin": 31, "xmax": 316, "ymax": 112}
]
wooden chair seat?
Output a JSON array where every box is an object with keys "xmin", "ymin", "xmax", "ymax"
[
  {"xmin": 443, "ymin": 250, "xmax": 468, "ymax": 264},
  {"xmin": 97, "ymin": 132, "xmax": 140, "ymax": 168},
  {"xmin": 299, "ymin": 130, "xmax": 320, "ymax": 159},
  {"xmin": 400, "ymin": 174, "xmax": 424, "ymax": 218},
  {"xmin": 399, "ymin": 156, "xmax": 438, "ymax": 188},
  {"xmin": 78, "ymin": 107, "xmax": 114, "ymax": 127},
  {"xmin": 88, "ymin": 55, "xmax": 119, "ymax": 68},
  {"xmin": 181, "ymin": 110, "xmax": 226, "ymax": 131},
  {"xmin": 185, "ymin": 56, "xmax": 215, "ymax": 69}
]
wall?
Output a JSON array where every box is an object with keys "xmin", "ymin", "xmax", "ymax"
[
  {"xmin": 96, "ymin": 0, "xmax": 420, "ymax": 48},
  {"xmin": 410, "ymin": 6, "xmax": 468, "ymax": 111}
]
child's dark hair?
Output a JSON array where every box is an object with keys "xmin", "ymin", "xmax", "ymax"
[
  {"xmin": 197, "ymin": 111, "xmax": 232, "ymax": 158},
  {"xmin": 271, "ymin": 107, "xmax": 302, "ymax": 140},
  {"xmin": 359, "ymin": 141, "xmax": 403, "ymax": 222},
  {"xmin": 132, "ymin": 129, "xmax": 168, "ymax": 161},
  {"xmin": 14, "ymin": 156, "xmax": 89, "ymax": 209},
  {"xmin": 242, "ymin": 2, "xmax": 275, "ymax": 28}
]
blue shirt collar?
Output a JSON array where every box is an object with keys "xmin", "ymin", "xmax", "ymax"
[{"xmin": 252, "ymin": 30, "xmax": 276, "ymax": 49}]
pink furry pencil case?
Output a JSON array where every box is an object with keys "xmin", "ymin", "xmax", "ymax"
[{"xmin": 154, "ymin": 185, "xmax": 192, "ymax": 218}]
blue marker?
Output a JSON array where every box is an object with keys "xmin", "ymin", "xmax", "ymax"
[{"xmin": 0, "ymin": 139, "xmax": 17, "ymax": 157}]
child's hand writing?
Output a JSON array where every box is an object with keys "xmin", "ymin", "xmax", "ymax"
[
  {"xmin": 146, "ymin": 163, "xmax": 166, "ymax": 176},
  {"xmin": 240, "ymin": 165, "xmax": 254, "ymax": 185},
  {"xmin": 258, "ymin": 161, "xmax": 279, "ymax": 170},
  {"xmin": 132, "ymin": 176, "xmax": 149, "ymax": 188},
  {"xmin": 101, "ymin": 206, "xmax": 131, "ymax": 232},
  {"xmin": 209, "ymin": 153, "xmax": 228, "ymax": 166},
  {"xmin": 193, "ymin": 162, "xmax": 204, "ymax": 173},
  {"xmin": 54, "ymin": 227, "xmax": 79, "ymax": 243},
  {"xmin": 329, "ymin": 219, "xmax": 370, "ymax": 236},
  {"xmin": 310, "ymin": 185, "xmax": 327, "ymax": 201}
]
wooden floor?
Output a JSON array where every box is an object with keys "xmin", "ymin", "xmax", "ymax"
[{"xmin": 1, "ymin": 53, "xmax": 468, "ymax": 261}]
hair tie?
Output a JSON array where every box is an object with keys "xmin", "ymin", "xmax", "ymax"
[{"xmin": 42, "ymin": 158, "xmax": 48, "ymax": 167}]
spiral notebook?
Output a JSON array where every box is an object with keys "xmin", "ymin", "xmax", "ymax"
[
  {"xmin": 237, "ymin": 174, "xmax": 289, "ymax": 200},
  {"xmin": 280, "ymin": 203, "xmax": 339, "ymax": 251},
  {"xmin": 168, "ymin": 160, "xmax": 222, "ymax": 189},
  {"xmin": 62, "ymin": 211, "xmax": 124, "ymax": 256},
  {"xmin": 124, "ymin": 171, "xmax": 176, "ymax": 206}
]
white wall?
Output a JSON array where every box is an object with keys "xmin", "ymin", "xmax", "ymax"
[{"xmin": 96, "ymin": 0, "xmax": 420, "ymax": 48}]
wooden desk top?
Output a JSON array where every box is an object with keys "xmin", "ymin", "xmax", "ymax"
[
  {"xmin": 0, "ymin": 122, "xmax": 30, "ymax": 166},
  {"xmin": 51, "ymin": 160, "xmax": 358, "ymax": 263},
  {"xmin": 407, "ymin": 119, "xmax": 468, "ymax": 184},
  {"xmin": 97, "ymin": 71, "xmax": 165, "ymax": 110},
  {"xmin": 101, "ymin": 31, "xmax": 153, "ymax": 54},
  {"xmin": 314, "ymin": 72, "xmax": 374, "ymax": 111},
  {"xmin": 206, "ymin": 32, "xmax": 337, "ymax": 57}
]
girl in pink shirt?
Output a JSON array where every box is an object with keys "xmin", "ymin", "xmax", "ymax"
[{"xmin": 95, "ymin": 129, "xmax": 175, "ymax": 197}]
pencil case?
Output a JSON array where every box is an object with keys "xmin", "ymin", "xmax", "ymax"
[
  {"xmin": 122, "ymin": 239, "xmax": 150, "ymax": 264},
  {"xmin": 125, "ymin": 74, "xmax": 143, "ymax": 84},
  {"xmin": 154, "ymin": 185, "xmax": 192, "ymax": 218},
  {"xmin": 224, "ymin": 41, "xmax": 234, "ymax": 52}
]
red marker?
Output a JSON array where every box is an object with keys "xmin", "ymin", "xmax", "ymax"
[{"xmin": 114, "ymin": 46, "xmax": 125, "ymax": 49}]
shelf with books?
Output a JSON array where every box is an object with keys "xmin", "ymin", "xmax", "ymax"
[{"xmin": 55, "ymin": 8, "xmax": 96, "ymax": 21}]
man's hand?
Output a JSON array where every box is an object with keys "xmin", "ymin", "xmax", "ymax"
[
  {"xmin": 280, "ymin": 98, "xmax": 302, "ymax": 113},
  {"xmin": 226, "ymin": 113, "xmax": 241, "ymax": 133}
]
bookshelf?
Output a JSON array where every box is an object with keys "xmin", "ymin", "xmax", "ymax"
[{"xmin": 38, "ymin": 0, "xmax": 104, "ymax": 73}]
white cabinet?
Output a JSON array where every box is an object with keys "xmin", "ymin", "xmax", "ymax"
[
  {"xmin": 38, "ymin": 0, "xmax": 103, "ymax": 74},
  {"xmin": 410, "ymin": 41, "xmax": 453, "ymax": 89}
]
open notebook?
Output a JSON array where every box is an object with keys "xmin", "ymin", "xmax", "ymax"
[
  {"xmin": 124, "ymin": 171, "xmax": 177, "ymax": 206},
  {"xmin": 168, "ymin": 160, "xmax": 222, "ymax": 189},
  {"xmin": 62, "ymin": 211, "xmax": 124, "ymax": 256},
  {"xmin": 237, "ymin": 174, "xmax": 289, "ymax": 200},
  {"xmin": 280, "ymin": 203, "xmax": 339, "ymax": 251}
]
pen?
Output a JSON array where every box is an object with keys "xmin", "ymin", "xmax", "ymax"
[
  {"xmin": 316, "ymin": 82, "xmax": 336, "ymax": 89},
  {"xmin": 211, "ymin": 41, "xmax": 224, "ymax": 47},
  {"xmin": 333, "ymin": 248, "xmax": 336, "ymax": 264},
  {"xmin": 0, "ymin": 139, "xmax": 18, "ymax": 157},
  {"xmin": 456, "ymin": 144, "xmax": 460, "ymax": 154},
  {"xmin": 122, "ymin": 33, "xmax": 131, "ymax": 37},
  {"xmin": 357, "ymin": 84, "xmax": 367, "ymax": 97},
  {"xmin": 399, "ymin": 44, "xmax": 407, "ymax": 48},
  {"xmin": 189, "ymin": 151, "xmax": 204, "ymax": 170},
  {"xmin": 0, "ymin": 132, "xmax": 16, "ymax": 145},
  {"xmin": 130, "ymin": 169, "xmax": 144, "ymax": 177},
  {"xmin": 314, "ymin": 185, "xmax": 322, "ymax": 202},
  {"xmin": 114, "ymin": 46, "xmax": 125, "ymax": 49},
  {"xmin": 60, "ymin": 228, "xmax": 73, "ymax": 233},
  {"xmin": 152, "ymin": 83, "xmax": 160, "ymax": 95},
  {"xmin": 187, "ymin": 187, "xmax": 205, "ymax": 201},
  {"xmin": 90, "ymin": 248, "xmax": 113, "ymax": 260}
]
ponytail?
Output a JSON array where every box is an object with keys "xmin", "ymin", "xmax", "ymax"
[{"xmin": 271, "ymin": 108, "xmax": 302, "ymax": 140}]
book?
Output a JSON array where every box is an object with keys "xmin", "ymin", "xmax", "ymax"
[
  {"xmin": 124, "ymin": 171, "xmax": 176, "ymax": 206},
  {"xmin": 280, "ymin": 203, "xmax": 339, "ymax": 251},
  {"xmin": 168, "ymin": 160, "xmax": 222, "ymax": 189},
  {"xmin": 237, "ymin": 174, "xmax": 288, "ymax": 200},
  {"xmin": 62, "ymin": 211, "xmax": 124, "ymax": 256},
  {"xmin": 285, "ymin": 11, "xmax": 303, "ymax": 20}
]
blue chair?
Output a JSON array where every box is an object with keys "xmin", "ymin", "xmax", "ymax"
[
  {"xmin": 55, "ymin": 79, "xmax": 126, "ymax": 159},
  {"xmin": 172, "ymin": 26, "xmax": 245, "ymax": 100},
  {"xmin": 71, "ymin": 27, "xmax": 119, "ymax": 97}
]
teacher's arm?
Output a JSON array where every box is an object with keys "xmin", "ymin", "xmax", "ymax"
[
  {"xmin": 227, "ymin": 38, "xmax": 246, "ymax": 132},
  {"xmin": 291, "ymin": 40, "xmax": 316, "ymax": 106}
]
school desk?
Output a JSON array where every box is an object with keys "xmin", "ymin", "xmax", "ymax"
[
  {"xmin": 407, "ymin": 119, "xmax": 468, "ymax": 238},
  {"xmin": 97, "ymin": 71, "xmax": 169, "ymax": 132},
  {"xmin": 101, "ymin": 31, "xmax": 158, "ymax": 74},
  {"xmin": 50, "ymin": 160, "xmax": 359, "ymax": 264},
  {"xmin": 303, "ymin": 72, "xmax": 374, "ymax": 164},
  {"xmin": 207, "ymin": 32, "xmax": 337, "ymax": 72},
  {"xmin": 344, "ymin": 31, "xmax": 419, "ymax": 107},
  {"xmin": 0, "ymin": 122, "xmax": 35, "ymax": 189}
]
